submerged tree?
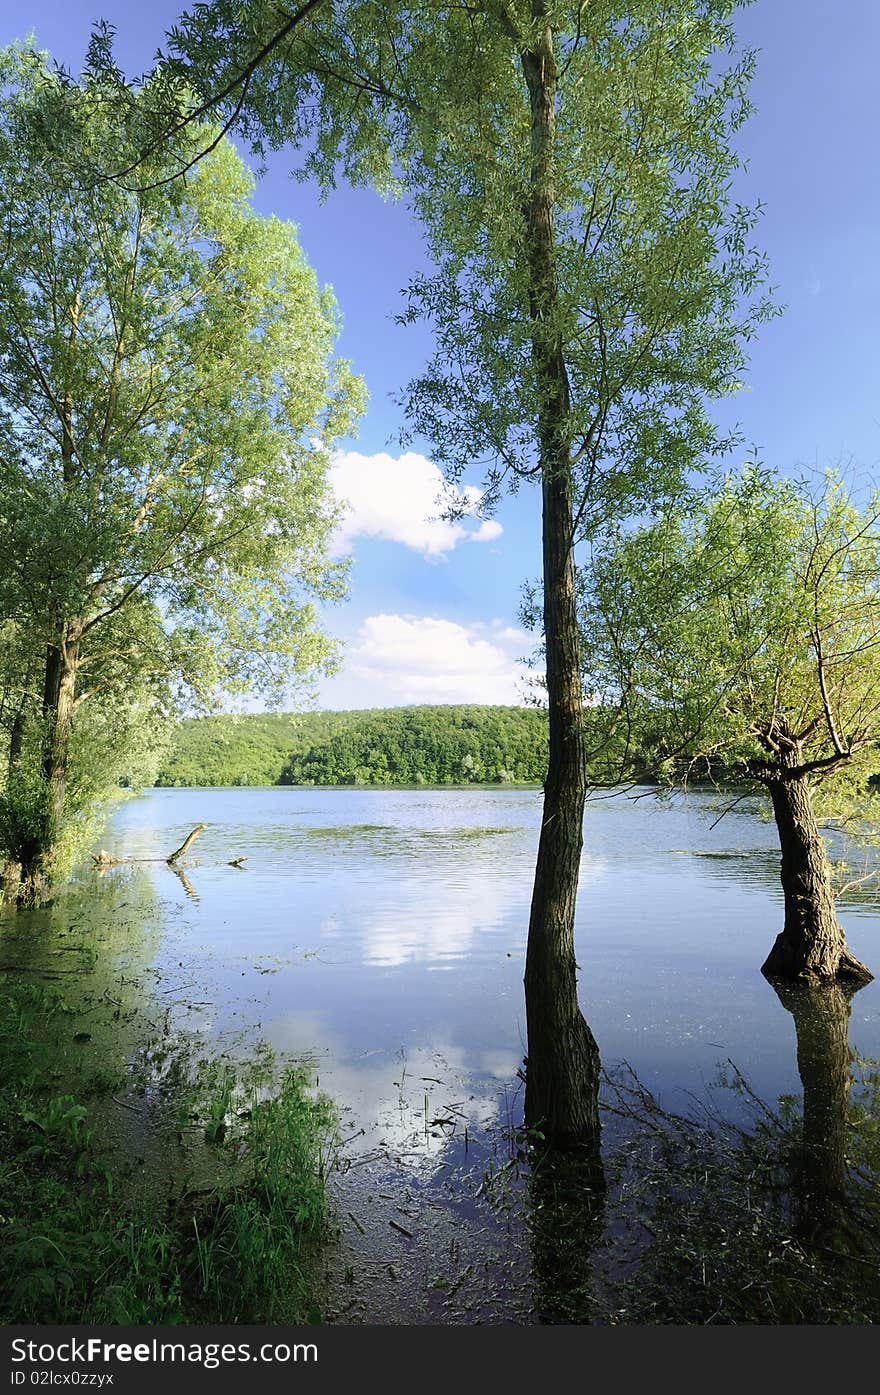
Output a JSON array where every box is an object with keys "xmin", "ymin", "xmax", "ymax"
[
  {"xmin": 0, "ymin": 44, "xmax": 363, "ymax": 903},
  {"xmin": 580, "ymin": 468, "xmax": 878, "ymax": 983},
  {"xmin": 145, "ymin": 0, "xmax": 774, "ymax": 1148}
]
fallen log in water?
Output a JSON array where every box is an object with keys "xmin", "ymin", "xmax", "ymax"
[
  {"xmin": 166, "ymin": 824, "xmax": 208, "ymax": 865},
  {"xmin": 92, "ymin": 824, "xmax": 209, "ymax": 869}
]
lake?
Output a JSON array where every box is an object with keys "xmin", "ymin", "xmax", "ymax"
[
  {"xmin": 92, "ymin": 785, "xmax": 880, "ymax": 1319},
  {"xmin": 105, "ymin": 785, "xmax": 880, "ymax": 1109}
]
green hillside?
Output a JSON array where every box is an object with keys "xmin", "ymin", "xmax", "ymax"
[{"xmin": 156, "ymin": 705, "xmax": 549, "ymax": 787}]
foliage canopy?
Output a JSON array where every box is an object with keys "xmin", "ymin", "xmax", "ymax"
[
  {"xmin": 579, "ymin": 467, "xmax": 880, "ymax": 800},
  {"xmin": 157, "ymin": 704, "xmax": 549, "ymax": 787},
  {"xmin": 160, "ymin": 0, "xmax": 774, "ymax": 526},
  {"xmin": 0, "ymin": 42, "xmax": 363, "ymax": 890}
]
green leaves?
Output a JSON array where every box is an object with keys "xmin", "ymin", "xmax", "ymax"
[
  {"xmin": 160, "ymin": 1, "xmax": 773, "ymax": 527},
  {"xmin": 0, "ymin": 41, "xmax": 364, "ymax": 681},
  {"xmin": 0, "ymin": 45, "xmax": 362, "ymax": 710},
  {"xmin": 579, "ymin": 467, "xmax": 880, "ymax": 795},
  {"xmin": 0, "ymin": 42, "xmax": 365, "ymax": 882}
]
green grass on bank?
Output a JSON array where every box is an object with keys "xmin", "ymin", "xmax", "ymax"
[{"xmin": 0, "ymin": 973, "xmax": 337, "ymax": 1324}]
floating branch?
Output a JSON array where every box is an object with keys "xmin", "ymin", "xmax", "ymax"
[
  {"xmin": 92, "ymin": 824, "xmax": 210, "ymax": 870},
  {"xmin": 166, "ymin": 824, "xmax": 208, "ymax": 865}
]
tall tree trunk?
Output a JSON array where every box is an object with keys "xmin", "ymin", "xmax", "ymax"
[
  {"xmin": 15, "ymin": 295, "xmax": 83, "ymax": 906},
  {"xmin": 7, "ymin": 693, "xmax": 27, "ymax": 774},
  {"xmin": 2, "ymin": 681, "xmax": 31, "ymax": 898},
  {"xmin": 17, "ymin": 623, "xmax": 82, "ymax": 905},
  {"xmin": 762, "ymin": 765, "xmax": 872, "ymax": 983},
  {"xmin": 520, "ymin": 15, "xmax": 601, "ymax": 1152},
  {"xmin": 771, "ymin": 979, "xmax": 859, "ymax": 1248}
]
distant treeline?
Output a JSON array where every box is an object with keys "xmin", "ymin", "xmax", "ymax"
[{"xmin": 156, "ymin": 705, "xmax": 549, "ymax": 787}]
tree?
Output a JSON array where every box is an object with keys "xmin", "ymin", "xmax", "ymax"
[
  {"xmin": 144, "ymin": 0, "xmax": 773, "ymax": 1147},
  {"xmin": 579, "ymin": 467, "xmax": 878, "ymax": 984},
  {"xmin": 0, "ymin": 44, "xmax": 363, "ymax": 904},
  {"xmin": 0, "ymin": 597, "xmax": 176, "ymax": 899}
]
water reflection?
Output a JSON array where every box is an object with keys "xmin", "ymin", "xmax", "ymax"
[
  {"xmin": 8, "ymin": 787, "xmax": 880, "ymax": 1322},
  {"xmin": 527, "ymin": 1153, "xmax": 606, "ymax": 1323},
  {"xmin": 168, "ymin": 864, "xmax": 200, "ymax": 901},
  {"xmin": 769, "ymin": 977, "xmax": 862, "ymax": 1248},
  {"xmin": 103, "ymin": 788, "xmax": 880, "ymax": 1148},
  {"xmin": 266, "ymin": 1004, "xmax": 515, "ymax": 1172},
  {"xmin": 0, "ymin": 867, "xmax": 179, "ymax": 1169},
  {"xmin": 347, "ymin": 865, "xmax": 531, "ymax": 968}
]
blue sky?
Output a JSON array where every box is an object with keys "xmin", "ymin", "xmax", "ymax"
[{"xmin": 8, "ymin": 1, "xmax": 880, "ymax": 709}]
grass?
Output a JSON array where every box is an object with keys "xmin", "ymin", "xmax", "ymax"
[{"xmin": 0, "ymin": 972, "xmax": 338, "ymax": 1324}]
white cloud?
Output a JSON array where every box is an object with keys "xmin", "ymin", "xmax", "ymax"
[
  {"xmin": 329, "ymin": 450, "xmax": 502, "ymax": 559},
  {"xmin": 492, "ymin": 624, "xmax": 528, "ymax": 646},
  {"xmin": 264, "ymin": 1015, "xmax": 507, "ymax": 1165},
  {"xmin": 326, "ymin": 613, "xmax": 538, "ymax": 707},
  {"xmin": 355, "ymin": 865, "xmax": 524, "ymax": 968}
]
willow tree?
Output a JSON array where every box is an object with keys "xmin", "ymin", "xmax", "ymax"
[
  {"xmin": 579, "ymin": 468, "xmax": 878, "ymax": 984},
  {"xmin": 0, "ymin": 45, "xmax": 363, "ymax": 903},
  {"xmin": 156, "ymin": 0, "xmax": 773, "ymax": 1147}
]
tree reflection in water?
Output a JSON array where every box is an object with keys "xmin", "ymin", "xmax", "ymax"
[
  {"xmin": 769, "ymin": 977, "xmax": 871, "ymax": 1253},
  {"xmin": 526, "ymin": 1150, "xmax": 605, "ymax": 1323},
  {"xmin": 520, "ymin": 977, "xmax": 880, "ymax": 1323}
]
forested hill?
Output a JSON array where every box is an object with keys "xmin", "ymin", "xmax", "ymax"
[{"xmin": 156, "ymin": 706, "xmax": 549, "ymax": 787}]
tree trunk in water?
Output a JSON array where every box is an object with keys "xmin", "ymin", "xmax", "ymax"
[
  {"xmin": 520, "ymin": 17, "xmax": 601, "ymax": 1153},
  {"xmin": 17, "ymin": 626, "xmax": 81, "ymax": 906},
  {"xmin": 762, "ymin": 769, "xmax": 872, "ymax": 983},
  {"xmin": 771, "ymin": 979, "xmax": 859, "ymax": 1248}
]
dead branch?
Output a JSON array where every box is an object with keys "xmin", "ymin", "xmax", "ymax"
[
  {"xmin": 92, "ymin": 824, "xmax": 209, "ymax": 870},
  {"xmin": 166, "ymin": 823, "xmax": 207, "ymax": 865}
]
